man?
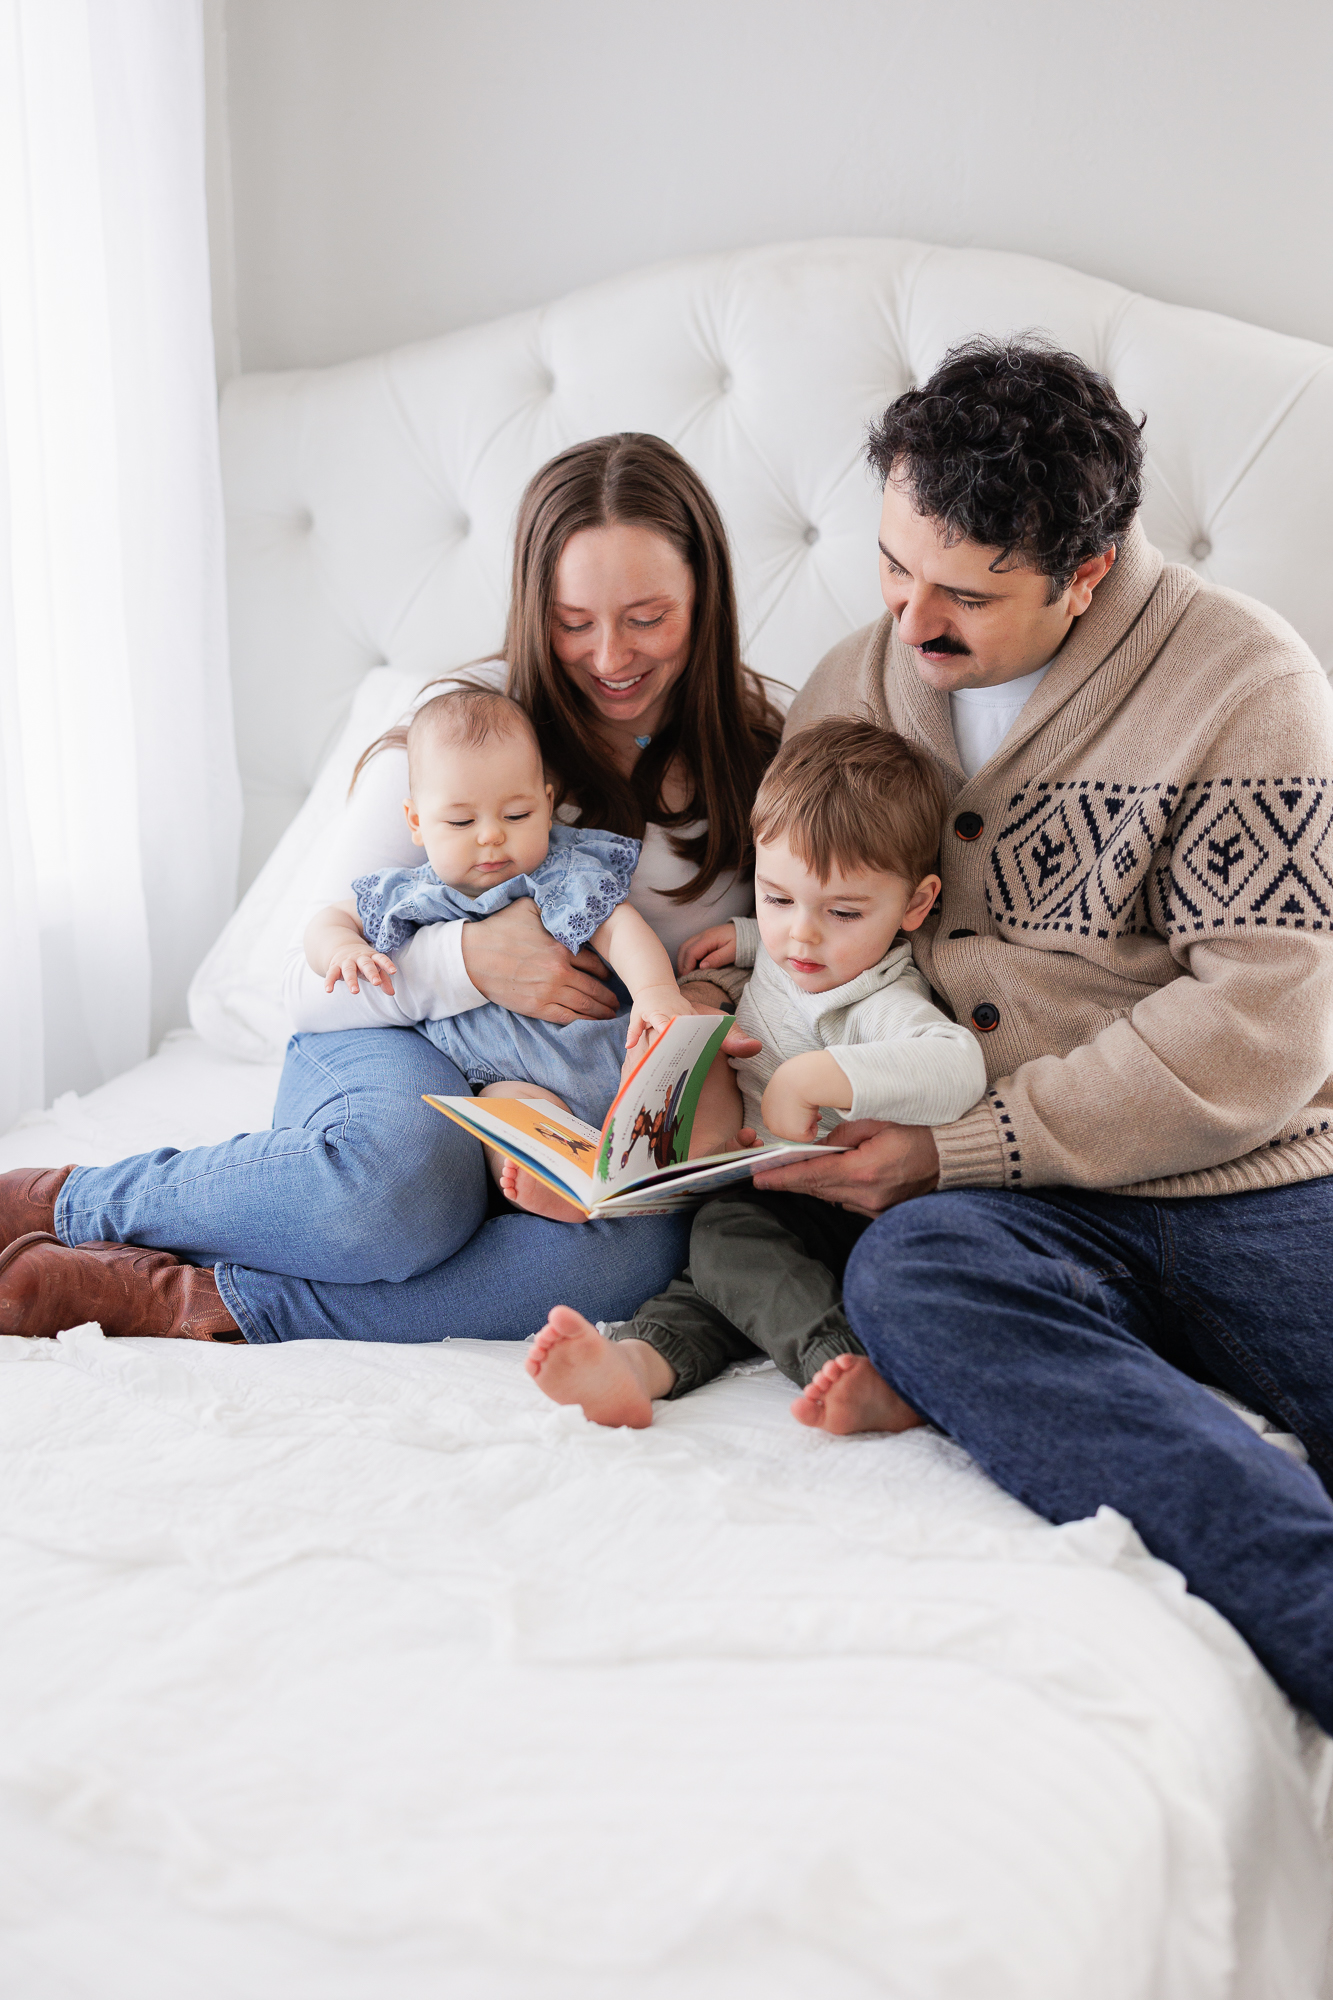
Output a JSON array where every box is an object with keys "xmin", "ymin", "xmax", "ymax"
[{"xmin": 756, "ymin": 337, "xmax": 1333, "ymax": 1732}]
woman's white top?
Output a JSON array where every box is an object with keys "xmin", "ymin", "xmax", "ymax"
[
  {"xmin": 948, "ymin": 660, "xmax": 1053, "ymax": 780},
  {"xmin": 281, "ymin": 662, "xmax": 763, "ymax": 1031}
]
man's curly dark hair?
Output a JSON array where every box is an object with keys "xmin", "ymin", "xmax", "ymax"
[{"xmin": 866, "ymin": 337, "xmax": 1146, "ymax": 600}]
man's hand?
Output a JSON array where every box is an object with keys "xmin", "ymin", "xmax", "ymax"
[
  {"xmin": 678, "ymin": 923, "xmax": 737, "ymax": 973},
  {"xmin": 752, "ymin": 1118, "xmax": 940, "ymax": 1217},
  {"xmin": 460, "ymin": 898, "xmax": 619, "ymax": 1024}
]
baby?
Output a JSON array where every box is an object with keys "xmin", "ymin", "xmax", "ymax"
[
  {"xmin": 525, "ymin": 716, "xmax": 988, "ymax": 1426},
  {"xmin": 304, "ymin": 688, "xmax": 740, "ymax": 1219}
]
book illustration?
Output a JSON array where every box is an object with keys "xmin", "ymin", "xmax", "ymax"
[
  {"xmin": 424, "ymin": 1012, "xmax": 842, "ymax": 1219},
  {"xmin": 532, "ymin": 1120, "xmax": 597, "ymax": 1164},
  {"xmin": 617, "ymin": 1067, "xmax": 689, "ymax": 1173}
]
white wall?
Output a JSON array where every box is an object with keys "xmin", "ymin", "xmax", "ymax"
[{"xmin": 215, "ymin": 0, "xmax": 1333, "ymax": 374}]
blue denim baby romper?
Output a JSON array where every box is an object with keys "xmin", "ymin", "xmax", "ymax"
[{"xmin": 353, "ymin": 825, "xmax": 641, "ymax": 1126}]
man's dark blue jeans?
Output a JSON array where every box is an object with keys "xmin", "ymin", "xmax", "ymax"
[{"xmin": 842, "ymin": 1179, "xmax": 1333, "ymax": 1732}]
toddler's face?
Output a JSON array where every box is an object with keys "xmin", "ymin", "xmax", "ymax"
[
  {"xmin": 405, "ymin": 731, "xmax": 554, "ymax": 893},
  {"xmin": 754, "ymin": 834, "xmax": 939, "ymax": 994}
]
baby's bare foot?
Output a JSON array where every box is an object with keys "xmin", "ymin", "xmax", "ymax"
[
  {"xmin": 526, "ymin": 1306, "xmax": 654, "ymax": 1428},
  {"xmin": 500, "ymin": 1160, "xmax": 588, "ymax": 1226},
  {"xmin": 791, "ymin": 1353, "xmax": 925, "ymax": 1436}
]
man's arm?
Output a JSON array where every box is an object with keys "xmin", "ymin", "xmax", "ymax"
[{"xmin": 763, "ymin": 666, "xmax": 1333, "ymax": 1210}]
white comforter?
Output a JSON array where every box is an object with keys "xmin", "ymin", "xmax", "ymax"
[{"xmin": 1, "ymin": 1035, "xmax": 1329, "ymax": 1998}]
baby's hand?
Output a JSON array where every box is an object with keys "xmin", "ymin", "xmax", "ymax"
[
  {"xmin": 625, "ymin": 982, "xmax": 691, "ymax": 1051},
  {"xmin": 759, "ymin": 1052, "xmax": 845, "ymax": 1143},
  {"xmin": 323, "ymin": 944, "xmax": 398, "ymax": 997},
  {"xmin": 677, "ymin": 923, "xmax": 737, "ymax": 973}
]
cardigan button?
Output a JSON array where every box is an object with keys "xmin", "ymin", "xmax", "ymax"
[
  {"xmin": 971, "ymin": 1001, "xmax": 1001, "ymax": 1033},
  {"xmin": 954, "ymin": 810, "xmax": 984, "ymax": 841}
]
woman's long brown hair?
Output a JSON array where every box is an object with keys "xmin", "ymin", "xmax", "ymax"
[{"xmin": 351, "ymin": 433, "xmax": 783, "ymax": 903}]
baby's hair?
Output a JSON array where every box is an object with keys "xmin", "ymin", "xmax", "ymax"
[
  {"xmin": 751, "ymin": 717, "xmax": 947, "ymax": 885},
  {"xmin": 406, "ymin": 688, "xmax": 541, "ymax": 791}
]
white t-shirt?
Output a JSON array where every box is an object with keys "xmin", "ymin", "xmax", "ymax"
[{"xmin": 949, "ymin": 660, "xmax": 1053, "ymax": 780}]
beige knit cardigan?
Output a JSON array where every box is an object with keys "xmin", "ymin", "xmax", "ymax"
[{"xmin": 784, "ymin": 520, "xmax": 1333, "ymax": 1199}]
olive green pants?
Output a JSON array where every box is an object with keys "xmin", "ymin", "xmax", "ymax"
[{"xmin": 612, "ymin": 1186, "xmax": 870, "ymax": 1396}]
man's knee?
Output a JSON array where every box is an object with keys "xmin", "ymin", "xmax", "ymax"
[{"xmin": 842, "ymin": 1191, "xmax": 1018, "ymax": 1365}]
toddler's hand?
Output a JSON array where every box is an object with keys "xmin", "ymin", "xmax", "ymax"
[
  {"xmin": 323, "ymin": 944, "xmax": 398, "ymax": 997},
  {"xmin": 760, "ymin": 1052, "xmax": 840, "ymax": 1143},
  {"xmin": 677, "ymin": 923, "xmax": 737, "ymax": 973}
]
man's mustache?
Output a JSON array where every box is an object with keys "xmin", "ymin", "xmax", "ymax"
[{"xmin": 913, "ymin": 633, "xmax": 971, "ymax": 656}]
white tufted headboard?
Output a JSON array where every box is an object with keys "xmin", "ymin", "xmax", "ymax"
[{"xmin": 221, "ymin": 237, "xmax": 1333, "ymax": 889}]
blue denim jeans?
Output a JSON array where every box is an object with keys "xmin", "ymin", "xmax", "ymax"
[
  {"xmin": 57, "ymin": 1029, "xmax": 690, "ymax": 1345},
  {"xmin": 842, "ymin": 1182, "xmax": 1333, "ymax": 1731}
]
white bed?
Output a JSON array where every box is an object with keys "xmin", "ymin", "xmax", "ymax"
[{"xmin": 5, "ymin": 238, "xmax": 1333, "ymax": 1994}]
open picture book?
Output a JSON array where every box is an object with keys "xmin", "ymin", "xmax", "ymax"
[{"xmin": 424, "ymin": 1013, "xmax": 841, "ymax": 1217}]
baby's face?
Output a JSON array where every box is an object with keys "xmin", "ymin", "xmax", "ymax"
[
  {"xmin": 405, "ymin": 731, "xmax": 554, "ymax": 893},
  {"xmin": 754, "ymin": 835, "xmax": 937, "ymax": 994}
]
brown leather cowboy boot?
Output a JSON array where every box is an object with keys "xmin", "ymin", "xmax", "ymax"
[
  {"xmin": 0, "ymin": 1234, "xmax": 243, "ymax": 1341},
  {"xmin": 0, "ymin": 1166, "xmax": 75, "ymax": 1251}
]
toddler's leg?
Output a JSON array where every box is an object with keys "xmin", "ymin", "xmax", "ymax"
[
  {"xmin": 686, "ymin": 1188, "xmax": 867, "ymax": 1384},
  {"xmin": 687, "ymin": 1189, "xmax": 924, "ymax": 1436},
  {"xmin": 528, "ymin": 1273, "xmax": 758, "ymax": 1426},
  {"xmin": 475, "ymin": 1082, "xmax": 587, "ymax": 1226}
]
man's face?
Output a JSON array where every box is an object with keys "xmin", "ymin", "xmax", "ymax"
[{"xmin": 877, "ymin": 476, "xmax": 1115, "ymax": 693}]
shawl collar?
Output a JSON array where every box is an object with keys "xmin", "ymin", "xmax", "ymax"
[{"xmin": 877, "ymin": 521, "xmax": 1199, "ymax": 788}]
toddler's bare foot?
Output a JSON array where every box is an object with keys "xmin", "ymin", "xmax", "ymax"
[
  {"xmin": 526, "ymin": 1306, "xmax": 654, "ymax": 1427},
  {"xmin": 791, "ymin": 1352, "xmax": 925, "ymax": 1436},
  {"xmin": 499, "ymin": 1160, "xmax": 588, "ymax": 1226}
]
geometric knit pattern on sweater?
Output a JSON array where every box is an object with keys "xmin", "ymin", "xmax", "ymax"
[
  {"xmin": 988, "ymin": 775, "xmax": 1333, "ymax": 940},
  {"xmin": 784, "ymin": 519, "xmax": 1333, "ymax": 1203}
]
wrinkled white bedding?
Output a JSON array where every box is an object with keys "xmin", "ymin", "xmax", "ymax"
[{"xmin": 1, "ymin": 1036, "xmax": 1330, "ymax": 1997}]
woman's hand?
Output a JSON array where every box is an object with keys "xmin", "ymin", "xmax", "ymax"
[
  {"xmin": 460, "ymin": 898, "xmax": 619, "ymax": 1024},
  {"xmin": 678, "ymin": 923, "xmax": 737, "ymax": 973},
  {"xmin": 751, "ymin": 1118, "xmax": 941, "ymax": 1216}
]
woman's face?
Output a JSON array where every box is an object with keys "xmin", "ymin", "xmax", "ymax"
[{"xmin": 550, "ymin": 523, "xmax": 695, "ymax": 742}]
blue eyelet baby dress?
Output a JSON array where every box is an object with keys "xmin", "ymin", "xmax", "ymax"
[{"xmin": 352, "ymin": 824, "xmax": 642, "ymax": 1127}]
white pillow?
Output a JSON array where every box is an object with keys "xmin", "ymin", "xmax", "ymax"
[{"xmin": 188, "ymin": 667, "xmax": 423, "ymax": 1062}]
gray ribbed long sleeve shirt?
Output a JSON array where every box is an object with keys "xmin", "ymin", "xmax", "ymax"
[{"xmin": 728, "ymin": 918, "xmax": 987, "ymax": 1143}]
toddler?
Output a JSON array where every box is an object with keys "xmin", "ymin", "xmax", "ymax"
[
  {"xmin": 304, "ymin": 689, "xmax": 739, "ymax": 1219},
  {"xmin": 525, "ymin": 717, "xmax": 988, "ymax": 1423}
]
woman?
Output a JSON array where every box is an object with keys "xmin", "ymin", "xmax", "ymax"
[{"xmin": 0, "ymin": 436, "xmax": 781, "ymax": 1345}]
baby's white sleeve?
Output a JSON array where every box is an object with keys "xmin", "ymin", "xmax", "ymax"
[{"xmin": 828, "ymin": 989, "xmax": 987, "ymax": 1128}]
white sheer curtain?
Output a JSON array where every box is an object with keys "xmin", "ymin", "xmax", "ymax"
[{"xmin": 0, "ymin": 0, "xmax": 239, "ymax": 1132}]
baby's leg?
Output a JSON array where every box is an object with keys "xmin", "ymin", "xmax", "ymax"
[
  {"xmin": 475, "ymin": 1081, "xmax": 588, "ymax": 1226},
  {"xmin": 527, "ymin": 1273, "xmax": 758, "ymax": 1426}
]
